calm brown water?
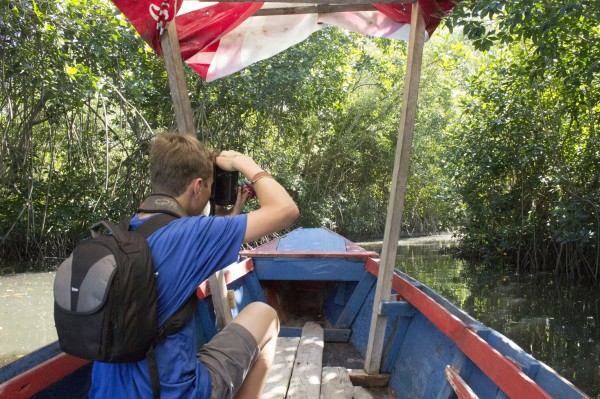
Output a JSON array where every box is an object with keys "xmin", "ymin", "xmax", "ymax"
[
  {"xmin": 362, "ymin": 235, "xmax": 600, "ymax": 398},
  {"xmin": 1, "ymin": 236, "xmax": 599, "ymax": 397}
]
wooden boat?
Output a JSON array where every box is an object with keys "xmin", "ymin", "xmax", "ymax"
[
  {"xmin": 0, "ymin": 1, "xmax": 591, "ymax": 398},
  {"xmin": 0, "ymin": 227, "xmax": 589, "ymax": 398}
]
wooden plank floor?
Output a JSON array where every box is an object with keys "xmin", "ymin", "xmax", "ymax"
[
  {"xmin": 262, "ymin": 337, "xmax": 301, "ymax": 399},
  {"xmin": 261, "ymin": 324, "xmax": 396, "ymax": 399},
  {"xmin": 287, "ymin": 322, "xmax": 324, "ymax": 398},
  {"xmin": 321, "ymin": 367, "xmax": 353, "ymax": 398}
]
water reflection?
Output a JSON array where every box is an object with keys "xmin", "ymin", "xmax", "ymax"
[
  {"xmin": 363, "ymin": 236, "xmax": 600, "ymax": 398},
  {"xmin": 0, "ymin": 272, "xmax": 57, "ymax": 366}
]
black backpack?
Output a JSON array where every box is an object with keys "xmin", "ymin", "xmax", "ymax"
[{"xmin": 54, "ymin": 195, "xmax": 197, "ymax": 398}]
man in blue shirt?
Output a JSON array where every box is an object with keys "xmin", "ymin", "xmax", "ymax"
[{"xmin": 90, "ymin": 132, "xmax": 299, "ymax": 398}]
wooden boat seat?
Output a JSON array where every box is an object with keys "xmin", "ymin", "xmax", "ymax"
[{"xmin": 261, "ymin": 323, "xmax": 396, "ymax": 399}]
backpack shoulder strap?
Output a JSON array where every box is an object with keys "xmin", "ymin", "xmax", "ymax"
[
  {"xmin": 138, "ymin": 212, "xmax": 199, "ymax": 341},
  {"xmin": 133, "ymin": 202, "xmax": 194, "ymax": 399},
  {"xmin": 147, "ymin": 347, "xmax": 160, "ymax": 399},
  {"xmin": 89, "ymin": 213, "xmax": 177, "ymax": 242},
  {"xmin": 148, "ymin": 294, "xmax": 200, "ymax": 399},
  {"xmin": 157, "ymin": 294, "xmax": 200, "ymax": 343},
  {"xmin": 134, "ymin": 211, "xmax": 184, "ymax": 399}
]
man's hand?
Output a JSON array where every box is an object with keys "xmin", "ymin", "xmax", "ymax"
[
  {"xmin": 216, "ymin": 151, "xmax": 245, "ymax": 172},
  {"xmin": 214, "ymin": 186, "xmax": 252, "ymax": 216},
  {"xmin": 232, "ymin": 187, "xmax": 252, "ymax": 215},
  {"xmin": 213, "ymin": 150, "xmax": 299, "ymax": 242}
]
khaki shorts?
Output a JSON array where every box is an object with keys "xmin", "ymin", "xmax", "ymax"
[{"xmin": 197, "ymin": 322, "xmax": 260, "ymax": 399}]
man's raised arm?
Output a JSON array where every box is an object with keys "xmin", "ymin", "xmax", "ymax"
[{"xmin": 215, "ymin": 151, "xmax": 299, "ymax": 243}]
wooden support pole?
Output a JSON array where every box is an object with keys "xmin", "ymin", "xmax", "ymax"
[
  {"xmin": 160, "ymin": 19, "xmax": 233, "ymax": 328},
  {"xmin": 364, "ymin": 2, "xmax": 426, "ymax": 374},
  {"xmin": 208, "ymin": 271, "xmax": 234, "ymax": 328},
  {"xmin": 160, "ymin": 21, "xmax": 195, "ymax": 135}
]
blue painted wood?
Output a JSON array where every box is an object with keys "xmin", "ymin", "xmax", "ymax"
[
  {"xmin": 253, "ymin": 258, "xmax": 365, "ymax": 281},
  {"xmin": 241, "ymin": 272, "xmax": 268, "ymax": 303},
  {"xmin": 482, "ymin": 330, "xmax": 583, "ymax": 399},
  {"xmin": 485, "ymin": 331, "xmax": 541, "ymax": 379},
  {"xmin": 0, "ymin": 341, "xmax": 61, "ymax": 383},
  {"xmin": 228, "ymin": 273, "xmax": 268, "ymax": 318},
  {"xmin": 388, "ymin": 313, "xmax": 499, "ymax": 399},
  {"xmin": 334, "ymin": 272, "xmax": 377, "ymax": 328},
  {"xmin": 459, "ymin": 362, "xmax": 502, "ymax": 398},
  {"xmin": 471, "ymin": 325, "xmax": 513, "ymax": 396},
  {"xmin": 324, "ymin": 281, "xmax": 358, "ymax": 326},
  {"xmin": 276, "ymin": 228, "xmax": 346, "ymax": 251},
  {"xmin": 350, "ymin": 280, "xmax": 393, "ymax": 359},
  {"xmin": 3, "ymin": 227, "xmax": 588, "ymax": 399},
  {"xmin": 475, "ymin": 327, "xmax": 492, "ymax": 340},
  {"xmin": 381, "ymin": 314, "xmax": 414, "ymax": 372},
  {"xmin": 334, "ymin": 281, "xmax": 348, "ymax": 305},
  {"xmin": 380, "ymin": 300, "xmax": 419, "ymax": 373},
  {"xmin": 350, "ymin": 280, "xmax": 375, "ymax": 357},
  {"xmin": 380, "ymin": 300, "xmax": 416, "ymax": 317},
  {"xmin": 279, "ymin": 327, "xmax": 351, "ymax": 342},
  {"xmin": 434, "ymin": 352, "xmax": 475, "ymax": 399},
  {"xmin": 396, "ymin": 270, "xmax": 486, "ymax": 330},
  {"xmin": 529, "ymin": 363, "xmax": 586, "ymax": 399}
]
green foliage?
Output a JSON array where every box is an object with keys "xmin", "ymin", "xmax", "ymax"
[
  {"xmin": 1, "ymin": 0, "xmax": 458, "ymax": 263},
  {"xmin": 445, "ymin": 0, "xmax": 600, "ymax": 278},
  {"xmin": 191, "ymin": 29, "xmax": 460, "ymax": 239},
  {"xmin": 1, "ymin": 0, "xmax": 165, "ymax": 260},
  {"xmin": 3, "ymin": 0, "xmax": 597, "ymax": 282}
]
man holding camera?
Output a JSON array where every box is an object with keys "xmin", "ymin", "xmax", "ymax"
[{"xmin": 89, "ymin": 132, "xmax": 299, "ymax": 399}]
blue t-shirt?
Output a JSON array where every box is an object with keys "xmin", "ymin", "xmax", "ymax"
[{"xmin": 89, "ymin": 213, "xmax": 247, "ymax": 399}]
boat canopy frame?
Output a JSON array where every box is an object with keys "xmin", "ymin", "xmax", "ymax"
[
  {"xmin": 159, "ymin": 0, "xmax": 427, "ymax": 376},
  {"xmin": 196, "ymin": 0, "xmax": 417, "ymax": 17}
]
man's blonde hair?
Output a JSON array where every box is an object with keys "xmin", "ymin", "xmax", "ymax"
[{"xmin": 150, "ymin": 132, "xmax": 213, "ymax": 197}]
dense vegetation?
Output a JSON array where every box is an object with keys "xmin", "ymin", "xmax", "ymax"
[
  {"xmin": 1, "ymin": 0, "xmax": 598, "ymax": 280},
  {"xmin": 446, "ymin": 0, "xmax": 600, "ymax": 278}
]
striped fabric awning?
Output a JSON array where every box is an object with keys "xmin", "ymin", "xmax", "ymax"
[{"xmin": 111, "ymin": 1, "xmax": 456, "ymax": 81}]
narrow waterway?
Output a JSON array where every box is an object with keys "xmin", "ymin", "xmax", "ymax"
[
  {"xmin": 1, "ymin": 236, "xmax": 599, "ymax": 396},
  {"xmin": 361, "ymin": 235, "xmax": 600, "ymax": 398}
]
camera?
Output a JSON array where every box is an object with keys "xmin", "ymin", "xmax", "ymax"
[{"xmin": 211, "ymin": 165, "xmax": 239, "ymax": 206}]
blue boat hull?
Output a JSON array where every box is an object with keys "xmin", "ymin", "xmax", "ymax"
[{"xmin": 0, "ymin": 228, "xmax": 588, "ymax": 398}]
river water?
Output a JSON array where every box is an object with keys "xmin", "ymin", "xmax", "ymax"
[
  {"xmin": 0, "ymin": 271, "xmax": 57, "ymax": 365},
  {"xmin": 1, "ymin": 236, "xmax": 599, "ymax": 396},
  {"xmin": 361, "ymin": 235, "xmax": 600, "ymax": 398}
]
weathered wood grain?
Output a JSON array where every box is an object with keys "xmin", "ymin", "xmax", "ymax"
[
  {"xmin": 208, "ymin": 271, "xmax": 233, "ymax": 328},
  {"xmin": 348, "ymin": 369, "xmax": 390, "ymax": 388},
  {"xmin": 160, "ymin": 22, "xmax": 194, "ymax": 135},
  {"xmin": 353, "ymin": 386, "xmax": 374, "ymax": 399},
  {"xmin": 364, "ymin": 0, "xmax": 426, "ymax": 374},
  {"xmin": 261, "ymin": 337, "xmax": 301, "ymax": 399},
  {"xmin": 321, "ymin": 367, "xmax": 353, "ymax": 399},
  {"xmin": 286, "ymin": 322, "xmax": 324, "ymax": 399}
]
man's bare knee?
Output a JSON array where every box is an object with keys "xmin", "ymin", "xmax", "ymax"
[
  {"xmin": 233, "ymin": 302, "xmax": 279, "ymax": 348},
  {"xmin": 246, "ymin": 302, "xmax": 278, "ymax": 321}
]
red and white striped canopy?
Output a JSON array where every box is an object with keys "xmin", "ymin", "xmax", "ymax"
[{"xmin": 111, "ymin": 1, "xmax": 456, "ymax": 81}]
